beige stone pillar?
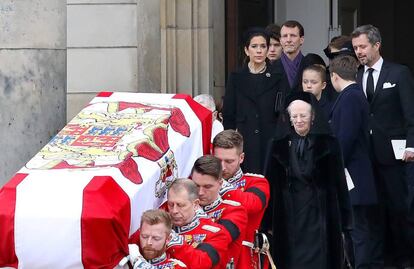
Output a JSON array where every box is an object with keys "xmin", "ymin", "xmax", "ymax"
[
  {"xmin": 137, "ymin": 0, "xmax": 161, "ymax": 93},
  {"xmin": 212, "ymin": 0, "xmax": 226, "ymax": 102},
  {"xmin": 160, "ymin": 0, "xmax": 215, "ymax": 96}
]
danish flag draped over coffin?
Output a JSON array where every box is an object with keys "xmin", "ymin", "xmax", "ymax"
[{"xmin": 0, "ymin": 92, "xmax": 212, "ymax": 269}]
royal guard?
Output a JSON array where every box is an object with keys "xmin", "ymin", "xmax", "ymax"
[
  {"xmin": 213, "ymin": 130, "xmax": 270, "ymax": 269},
  {"xmin": 191, "ymin": 155, "xmax": 248, "ymax": 268},
  {"xmin": 166, "ymin": 178, "xmax": 231, "ymax": 269},
  {"xmin": 126, "ymin": 209, "xmax": 187, "ymax": 269}
]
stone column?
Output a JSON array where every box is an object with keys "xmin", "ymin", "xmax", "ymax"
[
  {"xmin": 160, "ymin": 0, "xmax": 215, "ymax": 96},
  {"xmin": 212, "ymin": 0, "xmax": 225, "ymax": 102},
  {"xmin": 137, "ymin": 0, "xmax": 161, "ymax": 93},
  {"xmin": 0, "ymin": 0, "xmax": 66, "ymax": 186}
]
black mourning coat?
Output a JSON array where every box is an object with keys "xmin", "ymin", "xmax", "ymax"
[
  {"xmin": 263, "ymin": 102, "xmax": 352, "ymax": 269},
  {"xmin": 223, "ymin": 62, "xmax": 290, "ymax": 174}
]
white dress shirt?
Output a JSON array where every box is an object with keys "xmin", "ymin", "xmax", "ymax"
[{"xmin": 362, "ymin": 57, "xmax": 383, "ymax": 96}]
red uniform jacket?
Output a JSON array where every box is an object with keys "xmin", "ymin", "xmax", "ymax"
[
  {"xmin": 167, "ymin": 215, "xmax": 231, "ymax": 269},
  {"xmin": 220, "ymin": 169, "xmax": 270, "ymax": 269},
  {"xmin": 200, "ymin": 197, "xmax": 248, "ymax": 268}
]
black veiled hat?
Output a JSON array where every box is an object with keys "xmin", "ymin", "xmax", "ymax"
[
  {"xmin": 284, "ymin": 91, "xmax": 315, "ymax": 109},
  {"xmin": 284, "ymin": 91, "xmax": 332, "ymax": 136}
]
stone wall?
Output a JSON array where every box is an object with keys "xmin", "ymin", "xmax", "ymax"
[
  {"xmin": 67, "ymin": 0, "xmax": 225, "ymax": 120},
  {"xmin": 0, "ymin": 0, "xmax": 67, "ymax": 186},
  {"xmin": 67, "ymin": 0, "xmax": 138, "ymax": 120}
]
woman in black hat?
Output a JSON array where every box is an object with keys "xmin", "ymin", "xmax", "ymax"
[{"xmin": 263, "ymin": 91, "xmax": 352, "ymax": 269}]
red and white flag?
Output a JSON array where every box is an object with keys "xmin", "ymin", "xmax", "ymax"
[{"xmin": 0, "ymin": 92, "xmax": 211, "ymax": 268}]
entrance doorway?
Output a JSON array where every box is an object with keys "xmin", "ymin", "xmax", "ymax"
[
  {"xmin": 338, "ymin": 0, "xmax": 414, "ymax": 73},
  {"xmin": 225, "ymin": 0, "xmax": 274, "ymax": 78}
]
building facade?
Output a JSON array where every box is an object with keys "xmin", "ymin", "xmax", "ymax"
[{"xmin": 1, "ymin": 0, "xmax": 411, "ymax": 186}]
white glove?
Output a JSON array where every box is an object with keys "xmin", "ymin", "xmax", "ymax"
[
  {"xmin": 117, "ymin": 244, "xmax": 143, "ymax": 268},
  {"xmin": 128, "ymin": 244, "xmax": 158, "ymax": 269},
  {"xmin": 128, "ymin": 244, "xmax": 141, "ymax": 265}
]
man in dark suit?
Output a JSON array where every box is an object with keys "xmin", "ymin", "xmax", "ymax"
[
  {"xmin": 352, "ymin": 24, "xmax": 414, "ymax": 268},
  {"xmin": 278, "ymin": 20, "xmax": 305, "ymax": 91},
  {"xmin": 329, "ymin": 55, "xmax": 381, "ymax": 269},
  {"xmin": 276, "ymin": 20, "xmax": 329, "ymax": 94}
]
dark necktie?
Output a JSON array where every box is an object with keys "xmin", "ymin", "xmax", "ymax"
[{"xmin": 366, "ymin": 68, "xmax": 375, "ymax": 102}]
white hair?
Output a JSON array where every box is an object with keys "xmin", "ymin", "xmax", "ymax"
[
  {"xmin": 193, "ymin": 94, "xmax": 216, "ymax": 112},
  {"xmin": 287, "ymin": 100, "xmax": 312, "ymax": 115}
]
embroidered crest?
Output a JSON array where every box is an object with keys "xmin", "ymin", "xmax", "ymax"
[
  {"xmin": 192, "ymin": 234, "xmax": 207, "ymax": 243},
  {"xmin": 207, "ymin": 208, "xmax": 225, "ymax": 221},
  {"xmin": 232, "ymin": 179, "xmax": 246, "ymax": 191},
  {"xmin": 26, "ymin": 101, "xmax": 190, "ymax": 187},
  {"xmin": 184, "ymin": 233, "xmax": 207, "ymax": 247}
]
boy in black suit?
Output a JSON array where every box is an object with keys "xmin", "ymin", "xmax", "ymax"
[{"xmin": 330, "ymin": 55, "xmax": 381, "ymax": 269}]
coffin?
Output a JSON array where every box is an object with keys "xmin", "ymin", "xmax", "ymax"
[{"xmin": 0, "ymin": 92, "xmax": 211, "ymax": 269}]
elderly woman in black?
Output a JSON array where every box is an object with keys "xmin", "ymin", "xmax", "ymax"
[
  {"xmin": 263, "ymin": 92, "xmax": 352, "ymax": 269},
  {"xmin": 222, "ymin": 28, "xmax": 288, "ymax": 174}
]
